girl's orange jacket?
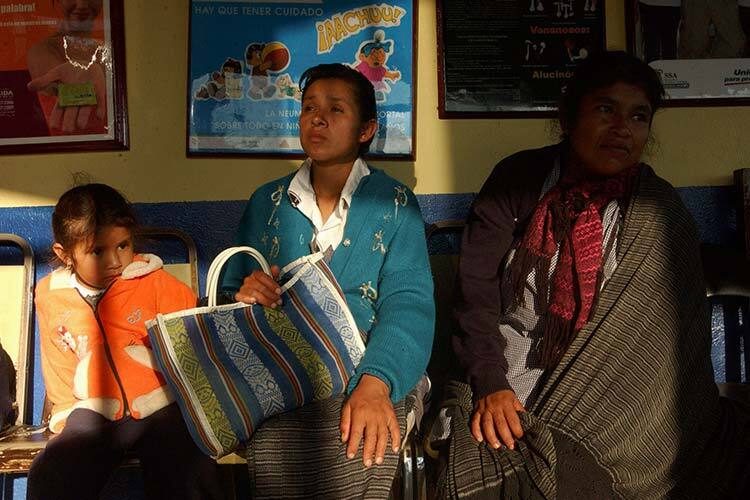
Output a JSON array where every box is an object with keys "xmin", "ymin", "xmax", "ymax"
[{"xmin": 34, "ymin": 254, "xmax": 196, "ymax": 433}]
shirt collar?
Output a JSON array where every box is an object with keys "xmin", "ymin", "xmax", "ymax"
[
  {"xmin": 341, "ymin": 158, "xmax": 370, "ymax": 207},
  {"xmin": 288, "ymin": 157, "xmax": 370, "ymax": 209},
  {"xmin": 69, "ymin": 272, "xmax": 106, "ymax": 298}
]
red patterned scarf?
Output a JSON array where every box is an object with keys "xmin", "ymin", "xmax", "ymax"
[{"xmin": 511, "ymin": 164, "xmax": 641, "ymax": 370}]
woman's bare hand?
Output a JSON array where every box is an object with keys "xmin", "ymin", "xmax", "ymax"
[
  {"xmin": 340, "ymin": 374, "xmax": 400, "ymax": 467},
  {"xmin": 471, "ymin": 389, "xmax": 525, "ymax": 450},
  {"xmin": 234, "ymin": 265, "xmax": 281, "ymax": 307}
]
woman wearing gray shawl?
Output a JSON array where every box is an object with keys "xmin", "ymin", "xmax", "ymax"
[{"xmin": 438, "ymin": 51, "xmax": 750, "ymax": 499}]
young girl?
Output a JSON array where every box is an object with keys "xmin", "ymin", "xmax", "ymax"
[
  {"xmin": 221, "ymin": 63, "xmax": 435, "ymax": 497},
  {"xmin": 28, "ymin": 183, "xmax": 223, "ymax": 500}
]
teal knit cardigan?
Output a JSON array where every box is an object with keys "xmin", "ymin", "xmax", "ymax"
[{"xmin": 221, "ymin": 167, "xmax": 435, "ymax": 402}]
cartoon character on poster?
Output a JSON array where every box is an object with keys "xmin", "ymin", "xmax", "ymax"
[
  {"xmin": 353, "ymin": 30, "xmax": 401, "ymax": 102},
  {"xmin": 275, "ymin": 74, "xmax": 302, "ymax": 100},
  {"xmin": 195, "ymin": 58, "xmax": 243, "ymax": 100},
  {"xmin": 245, "ymin": 41, "xmax": 291, "ymax": 100}
]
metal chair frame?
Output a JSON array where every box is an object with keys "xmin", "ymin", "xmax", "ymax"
[
  {"xmin": 0, "ymin": 234, "xmax": 34, "ymax": 426},
  {"xmin": 0, "ymin": 234, "xmax": 35, "ymax": 500}
]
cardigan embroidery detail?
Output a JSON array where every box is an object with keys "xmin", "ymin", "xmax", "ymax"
[
  {"xmin": 372, "ymin": 230, "xmax": 386, "ymax": 254},
  {"xmin": 268, "ymin": 184, "xmax": 284, "ymax": 226},
  {"xmin": 359, "ymin": 281, "xmax": 378, "ymax": 303},
  {"xmin": 394, "ymin": 186, "xmax": 408, "ymax": 220},
  {"xmin": 270, "ymin": 235, "xmax": 280, "ymax": 259}
]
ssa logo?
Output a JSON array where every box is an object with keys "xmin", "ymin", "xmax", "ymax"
[{"xmin": 656, "ymin": 69, "xmax": 689, "ymax": 89}]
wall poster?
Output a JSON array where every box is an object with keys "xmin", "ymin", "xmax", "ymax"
[
  {"xmin": 437, "ymin": 0, "xmax": 605, "ymax": 118},
  {"xmin": 187, "ymin": 0, "xmax": 416, "ymax": 158},
  {"xmin": 0, "ymin": 0, "xmax": 128, "ymax": 154},
  {"xmin": 626, "ymin": 0, "xmax": 750, "ymax": 106}
]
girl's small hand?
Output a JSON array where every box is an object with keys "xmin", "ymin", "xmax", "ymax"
[
  {"xmin": 340, "ymin": 374, "xmax": 400, "ymax": 467},
  {"xmin": 235, "ymin": 265, "xmax": 282, "ymax": 307}
]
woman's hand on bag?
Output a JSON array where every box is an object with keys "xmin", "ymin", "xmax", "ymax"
[
  {"xmin": 340, "ymin": 374, "xmax": 400, "ymax": 467},
  {"xmin": 471, "ymin": 389, "xmax": 525, "ymax": 450},
  {"xmin": 235, "ymin": 265, "xmax": 281, "ymax": 307}
]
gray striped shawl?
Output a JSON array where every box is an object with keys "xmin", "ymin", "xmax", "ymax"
[{"xmin": 439, "ymin": 167, "xmax": 750, "ymax": 499}]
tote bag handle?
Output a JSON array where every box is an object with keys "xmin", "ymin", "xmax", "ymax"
[{"xmin": 205, "ymin": 246, "xmax": 271, "ymax": 307}]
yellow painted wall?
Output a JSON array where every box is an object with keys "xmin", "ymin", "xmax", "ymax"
[{"xmin": 1, "ymin": 0, "xmax": 749, "ymax": 208}]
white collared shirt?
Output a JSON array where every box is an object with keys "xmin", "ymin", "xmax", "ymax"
[
  {"xmin": 69, "ymin": 272, "xmax": 106, "ymax": 306},
  {"xmin": 288, "ymin": 158, "xmax": 370, "ymax": 254}
]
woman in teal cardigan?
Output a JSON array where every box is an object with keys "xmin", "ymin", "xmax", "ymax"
[{"xmin": 222, "ymin": 63, "xmax": 434, "ymax": 496}]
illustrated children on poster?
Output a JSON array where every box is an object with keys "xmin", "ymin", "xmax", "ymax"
[
  {"xmin": 246, "ymin": 42, "xmax": 291, "ymax": 100},
  {"xmin": 275, "ymin": 74, "xmax": 302, "ymax": 100},
  {"xmin": 353, "ymin": 30, "xmax": 400, "ymax": 102},
  {"xmin": 195, "ymin": 58, "xmax": 243, "ymax": 100}
]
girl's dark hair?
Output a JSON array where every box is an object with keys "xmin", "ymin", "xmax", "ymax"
[
  {"xmin": 52, "ymin": 183, "xmax": 137, "ymax": 252},
  {"xmin": 559, "ymin": 50, "xmax": 666, "ymax": 135},
  {"xmin": 299, "ymin": 63, "xmax": 377, "ymax": 156}
]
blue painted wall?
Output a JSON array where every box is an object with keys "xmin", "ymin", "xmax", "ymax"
[{"xmin": 0, "ymin": 187, "xmax": 741, "ymax": 499}]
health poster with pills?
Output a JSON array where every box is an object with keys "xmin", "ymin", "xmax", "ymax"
[
  {"xmin": 187, "ymin": 0, "xmax": 415, "ymax": 158},
  {"xmin": 0, "ymin": 0, "xmax": 128, "ymax": 153}
]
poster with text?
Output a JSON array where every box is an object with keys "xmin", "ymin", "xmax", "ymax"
[
  {"xmin": 0, "ymin": 0, "xmax": 128, "ymax": 154},
  {"xmin": 437, "ymin": 0, "xmax": 605, "ymax": 117},
  {"xmin": 188, "ymin": 0, "xmax": 415, "ymax": 158}
]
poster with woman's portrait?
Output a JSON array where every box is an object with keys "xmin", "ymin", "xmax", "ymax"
[
  {"xmin": 627, "ymin": 0, "xmax": 750, "ymax": 104},
  {"xmin": 187, "ymin": 0, "xmax": 416, "ymax": 159},
  {"xmin": 0, "ymin": 0, "xmax": 128, "ymax": 154}
]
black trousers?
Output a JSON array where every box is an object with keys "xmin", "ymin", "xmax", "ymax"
[
  {"xmin": 26, "ymin": 404, "xmax": 225, "ymax": 500},
  {"xmin": 639, "ymin": 2, "xmax": 681, "ymax": 62}
]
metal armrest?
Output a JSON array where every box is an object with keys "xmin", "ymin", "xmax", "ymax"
[{"xmin": 397, "ymin": 430, "xmax": 426, "ymax": 500}]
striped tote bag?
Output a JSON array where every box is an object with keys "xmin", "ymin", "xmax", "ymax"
[{"xmin": 146, "ymin": 247, "xmax": 366, "ymax": 458}]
